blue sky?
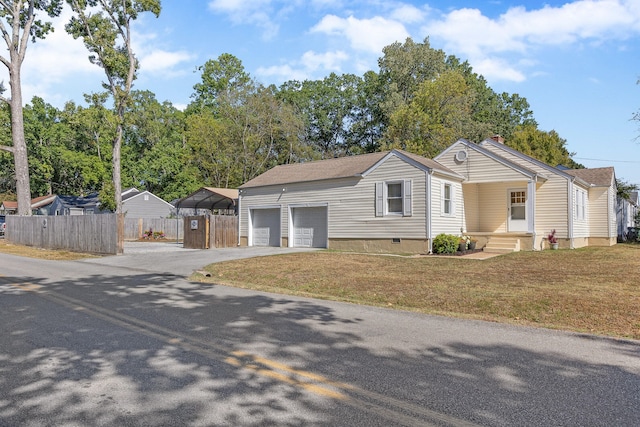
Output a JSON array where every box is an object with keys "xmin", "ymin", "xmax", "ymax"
[{"xmin": 6, "ymin": 0, "xmax": 640, "ymax": 185}]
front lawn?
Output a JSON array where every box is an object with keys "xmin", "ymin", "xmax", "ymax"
[{"xmin": 194, "ymin": 244, "xmax": 640, "ymax": 340}]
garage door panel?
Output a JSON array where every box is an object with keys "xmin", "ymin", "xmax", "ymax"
[
  {"xmin": 251, "ymin": 209, "xmax": 280, "ymax": 247},
  {"xmin": 292, "ymin": 207, "xmax": 327, "ymax": 248}
]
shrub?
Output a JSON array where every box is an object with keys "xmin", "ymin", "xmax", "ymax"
[{"xmin": 433, "ymin": 233, "xmax": 460, "ymax": 254}]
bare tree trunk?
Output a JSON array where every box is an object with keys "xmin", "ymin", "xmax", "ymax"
[{"xmin": 9, "ymin": 61, "xmax": 31, "ymax": 216}]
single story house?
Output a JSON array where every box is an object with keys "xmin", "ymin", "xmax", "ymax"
[
  {"xmin": 122, "ymin": 188, "xmax": 174, "ymax": 218},
  {"xmin": 0, "ymin": 194, "xmax": 57, "ymax": 215},
  {"xmin": 238, "ymin": 136, "xmax": 617, "ymax": 254},
  {"xmin": 239, "ymin": 149, "xmax": 464, "ymax": 253},
  {"xmin": 48, "ymin": 193, "xmax": 105, "ymax": 215},
  {"xmin": 436, "ymin": 137, "xmax": 616, "ymax": 251}
]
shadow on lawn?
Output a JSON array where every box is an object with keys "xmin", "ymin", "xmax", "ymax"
[{"xmin": 0, "ymin": 271, "xmax": 638, "ymax": 426}]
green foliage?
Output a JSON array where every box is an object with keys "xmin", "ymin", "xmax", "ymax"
[
  {"xmin": 383, "ymin": 70, "xmax": 475, "ymax": 157},
  {"xmin": 616, "ymin": 179, "xmax": 638, "ymax": 200},
  {"xmin": 508, "ymin": 124, "xmax": 583, "ymax": 168},
  {"xmin": 432, "ymin": 233, "xmax": 460, "ymax": 254}
]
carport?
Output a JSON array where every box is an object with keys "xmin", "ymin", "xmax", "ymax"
[
  {"xmin": 174, "ymin": 187, "xmax": 238, "ymax": 215},
  {"xmin": 174, "ymin": 187, "xmax": 239, "ymax": 249}
]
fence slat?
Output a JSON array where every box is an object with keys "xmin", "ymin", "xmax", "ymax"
[{"xmin": 6, "ymin": 214, "xmax": 118, "ymax": 254}]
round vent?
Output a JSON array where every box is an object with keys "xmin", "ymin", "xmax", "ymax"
[{"xmin": 454, "ymin": 150, "xmax": 467, "ymax": 162}]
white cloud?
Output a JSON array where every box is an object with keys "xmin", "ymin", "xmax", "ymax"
[
  {"xmin": 424, "ymin": 0, "xmax": 640, "ymax": 82},
  {"xmin": 390, "ymin": 4, "xmax": 426, "ymax": 24},
  {"xmin": 311, "ymin": 14, "xmax": 409, "ymax": 53},
  {"xmin": 256, "ymin": 49, "xmax": 348, "ymax": 82},
  {"xmin": 208, "ymin": 0, "xmax": 279, "ymax": 40},
  {"xmin": 139, "ymin": 50, "xmax": 195, "ymax": 74}
]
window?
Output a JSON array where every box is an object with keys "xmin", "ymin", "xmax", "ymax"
[
  {"xmin": 387, "ymin": 182, "xmax": 403, "ymax": 214},
  {"xmin": 443, "ymin": 184, "xmax": 452, "ymax": 215},
  {"xmin": 576, "ymin": 189, "xmax": 586, "ymax": 220},
  {"xmin": 375, "ymin": 180, "xmax": 412, "ymax": 217}
]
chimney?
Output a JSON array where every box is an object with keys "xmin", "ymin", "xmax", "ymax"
[{"xmin": 491, "ymin": 135, "xmax": 505, "ymax": 144}]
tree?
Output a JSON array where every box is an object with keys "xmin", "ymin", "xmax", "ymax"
[
  {"xmin": 190, "ymin": 53, "xmax": 251, "ymax": 114},
  {"xmin": 278, "ymin": 73, "xmax": 362, "ymax": 158},
  {"xmin": 66, "ymin": 0, "xmax": 161, "ymax": 215},
  {"xmin": 0, "ymin": 0, "xmax": 62, "ymax": 215},
  {"xmin": 383, "ymin": 70, "xmax": 477, "ymax": 157},
  {"xmin": 508, "ymin": 124, "xmax": 583, "ymax": 168}
]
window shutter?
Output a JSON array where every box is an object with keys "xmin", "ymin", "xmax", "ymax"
[
  {"xmin": 403, "ymin": 179, "xmax": 412, "ymax": 216},
  {"xmin": 451, "ymin": 185, "xmax": 455, "ymax": 215},
  {"xmin": 375, "ymin": 182, "xmax": 383, "ymax": 217}
]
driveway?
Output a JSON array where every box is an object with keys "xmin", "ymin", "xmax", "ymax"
[{"xmin": 77, "ymin": 241, "xmax": 316, "ymax": 276}]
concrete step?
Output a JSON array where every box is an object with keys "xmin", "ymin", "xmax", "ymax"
[{"xmin": 484, "ymin": 237, "xmax": 520, "ymax": 253}]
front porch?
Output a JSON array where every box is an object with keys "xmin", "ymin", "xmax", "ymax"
[{"xmin": 466, "ymin": 232, "xmax": 535, "ymax": 253}]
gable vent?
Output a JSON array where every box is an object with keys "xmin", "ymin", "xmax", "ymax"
[{"xmin": 454, "ymin": 150, "xmax": 467, "ymax": 162}]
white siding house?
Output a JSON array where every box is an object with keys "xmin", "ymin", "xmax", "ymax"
[
  {"xmin": 239, "ymin": 137, "xmax": 617, "ymax": 254},
  {"xmin": 436, "ymin": 137, "xmax": 617, "ymax": 251},
  {"xmin": 239, "ymin": 150, "xmax": 464, "ymax": 253}
]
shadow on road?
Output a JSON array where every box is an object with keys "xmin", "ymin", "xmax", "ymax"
[{"xmin": 1, "ymin": 272, "xmax": 638, "ymax": 426}]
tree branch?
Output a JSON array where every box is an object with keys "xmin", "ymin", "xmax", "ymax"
[{"xmin": 0, "ymin": 144, "xmax": 14, "ymax": 153}]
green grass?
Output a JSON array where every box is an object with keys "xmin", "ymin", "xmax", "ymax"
[{"xmin": 193, "ymin": 244, "xmax": 640, "ymax": 340}]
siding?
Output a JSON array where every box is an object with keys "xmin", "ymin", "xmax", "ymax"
[
  {"xmin": 534, "ymin": 177, "xmax": 569, "ymax": 238},
  {"xmin": 572, "ymin": 185, "xmax": 590, "ymax": 238},
  {"xmin": 431, "ymin": 175, "xmax": 465, "ymax": 235},
  {"xmin": 438, "ymin": 143, "xmax": 529, "ymax": 183},
  {"xmin": 123, "ymin": 192, "xmax": 174, "ymax": 219},
  {"xmin": 240, "ymin": 154, "xmax": 455, "ymax": 241},
  {"xmin": 588, "ymin": 187, "xmax": 609, "ymax": 237}
]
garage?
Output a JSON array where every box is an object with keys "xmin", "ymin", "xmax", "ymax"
[
  {"xmin": 291, "ymin": 206, "xmax": 328, "ymax": 248},
  {"xmin": 250, "ymin": 208, "xmax": 281, "ymax": 247}
]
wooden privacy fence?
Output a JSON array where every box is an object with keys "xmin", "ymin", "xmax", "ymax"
[
  {"xmin": 6, "ymin": 214, "xmax": 120, "ymax": 255},
  {"xmin": 183, "ymin": 215, "xmax": 238, "ymax": 249},
  {"xmin": 124, "ymin": 217, "xmax": 184, "ymax": 240}
]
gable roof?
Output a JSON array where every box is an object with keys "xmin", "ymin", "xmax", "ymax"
[
  {"xmin": 240, "ymin": 150, "xmax": 459, "ymax": 189},
  {"xmin": 477, "ymin": 138, "xmax": 597, "ymax": 186},
  {"xmin": 564, "ymin": 167, "xmax": 615, "ymax": 187},
  {"xmin": 436, "ymin": 139, "xmax": 548, "ymax": 182}
]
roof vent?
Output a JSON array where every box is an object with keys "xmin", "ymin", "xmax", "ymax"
[{"xmin": 454, "ymin": 150, "xmax": 467, "ymax": 162}]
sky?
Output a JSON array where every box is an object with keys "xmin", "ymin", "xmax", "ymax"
[{"xmin": 3, "ymin": 0, "xmax": 640, "ymax": 185}]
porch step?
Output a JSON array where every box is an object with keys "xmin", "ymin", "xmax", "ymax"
[{"xmin": 484, "ymin": 237, "xmax": 520, "ymax": 253}]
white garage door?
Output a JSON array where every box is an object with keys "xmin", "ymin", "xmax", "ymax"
[
  {"xmin": 292, "ymin": 206, "xmax": 327, "ymax": 248},
  {"xmin": 251, "ymin": 208, "xmax": 280, "ymax": 247}
]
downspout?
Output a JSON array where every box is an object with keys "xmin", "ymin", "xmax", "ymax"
[
  {"xmin": 568, "ymin": 178, "xmax": 575, "ymax": 249},
  {"xmin": 237, "ymin": 190, "xmax": 242, "ymax": 246},
  {"xmin": 528, "ymin": 179, "xmax": 536, "ymax": 250},
  {"xmin": 427, "ymin": 170, "xmax": 433, "ymax": 254}
]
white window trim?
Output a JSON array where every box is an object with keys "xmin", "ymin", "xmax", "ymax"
[
  {"xmin": 441, "ymin": 182, "xmax": 455, "ymax": 217},
  {"xmin": 375, "ymin": 180, "xmax": 412, "ymax": 217},
  {"xmin": 576, "ymin": 188, "xmax": 587, "ymax": 221}
]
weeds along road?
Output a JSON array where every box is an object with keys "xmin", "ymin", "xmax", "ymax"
[{"xmin": 0, "ymin": 248, "xmax": 639, "ymax": 426}]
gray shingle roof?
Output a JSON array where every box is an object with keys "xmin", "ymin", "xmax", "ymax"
[
  {"xmin": 240, "ymin": 150, "xmax": 456, "ymax": 188},
  {"xmin": 564, "ymin": 167, "xmax": 615, "ymax": 187}
]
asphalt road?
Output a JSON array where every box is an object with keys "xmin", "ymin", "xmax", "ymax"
[{"xmin": 1, "ymin": 244, "xmax": 639, "ymax": 426}]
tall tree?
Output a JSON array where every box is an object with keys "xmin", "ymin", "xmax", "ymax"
[
  {"xmin": 509, "ymin": 124, "xmax": 582, "ymax": 168},
  {"xmin": 278, "ymin": 73, "xmax": 362, "ymax": 158},
  {"xmin": 65, "ymin": 0, "xmax": 161, "ymax": 215},
  {"xmin": 383, "ymin": 70, "xmax": 477, "ymax": 157},
  {"xmin": 0, "ymin": 0, "xmax": 62, "ymax": 215}
]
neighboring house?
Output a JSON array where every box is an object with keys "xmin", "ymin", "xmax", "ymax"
[
  {"xmin": 122, "ymin": 188, "xmax": 174, "ymax": 218},
  {"xmin": 437, "ymin": 136, "xmax": 616, "ymax": 251},
  {"xmin": 0, "ymin": 194, "xmax": 57, "ymax": 215},
  {"xmin": 238, "ymin": 136, "xmax": 618, "ymax": 253},
  {"xmin": 238, "ymin": 149, "xmax": 464, "ymax": 253},
  {"xmin": 617, "ymin": 190, "xmax": 639, "ymax": 240},
  {"xmin": 48, "ymin": 193, "xmax": 104, "ymax": 215}
]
